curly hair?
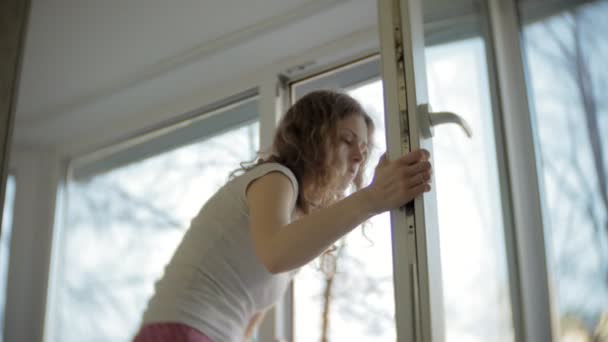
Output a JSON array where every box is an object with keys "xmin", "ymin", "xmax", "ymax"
[{"xmin": 257, "ymin": 90, "xmax": 375, "ymax": 214}]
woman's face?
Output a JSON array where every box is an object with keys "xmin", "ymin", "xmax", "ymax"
[{"xmin": 333, "ymin": 114, "xmax": 369, "ymax": 191}]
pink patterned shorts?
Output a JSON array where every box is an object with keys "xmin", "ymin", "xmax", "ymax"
[{"xmin": 133, "ymin": 322, "xmax": 213, "ymax": 342}]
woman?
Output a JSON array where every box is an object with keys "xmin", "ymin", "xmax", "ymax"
[{"xmin": 134, "ymin": 90, "xmax": 432, "ymax": 342}]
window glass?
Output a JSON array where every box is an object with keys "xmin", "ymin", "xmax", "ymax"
[
  {"xmin": 0, "ymin": 175, "xmax": 16, "ymax": 341},
  {"xmin": 519, "ymin": 1, "xmax": 608, "ymax": 339},
  {"xmin": 50, "ymin": 111, "xmax": 259, "ymax": 341},
  {"xmin": 293, "ymin": 79, "xmax": 396, "ymax": 341},
  {"xmin": 426, "ymin": 37, "xmax": 513, "ymax": 342}
]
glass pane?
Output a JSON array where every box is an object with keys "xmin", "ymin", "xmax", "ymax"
[
  {"xmin": 425, "ymin": 37, "xmax": 514, "ymax": 342},
  {"xmin": 419, "ymin": 0, "xmax": 515, "ymax": 338},
  {"xmin": 50, "ymin": 119, "xmax": 259, "ymax": 341},
  {"xmin": 293, "ymin": 80, "xmax": 396, "ymax": 342},
  {"xmin": 0, "ymin": 175, "xmax": 16, "ymax": 341},
  {"xmin": 519, "ymin": 1, "xmax": 608, "ymax": 340}
]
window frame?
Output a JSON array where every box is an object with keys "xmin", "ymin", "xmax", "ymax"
[
  {"xmin": 4, "ymin": 0, "xmax": 578, "ymax": 339},
  {"xmin": 44, "ymin": 94, "xmax": 262, "ymax": 342}
]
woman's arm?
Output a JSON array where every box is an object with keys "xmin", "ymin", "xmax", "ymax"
[{"xmin": 247, "ymin": 150, "xmax": 432, "ymax": 274}]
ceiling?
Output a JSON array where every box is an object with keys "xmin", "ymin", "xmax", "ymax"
[
  {"xmin": 14, "ymin": 0, "xmax": 378, "ymax": 152},
  {"xmin": 11, "ymin": 0, "xmax": 586, "ymax": 155}
]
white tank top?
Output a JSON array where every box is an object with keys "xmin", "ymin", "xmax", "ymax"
[{"xmin": 140, "ymin": 163, "xmax": 299, "ymax": 342}]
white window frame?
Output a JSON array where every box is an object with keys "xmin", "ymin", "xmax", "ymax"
[
  {"xmin": 487, "ymin": 0, "xmax": 557, "ymax": 340},
  {"xmin": 44, "ymin": 93, "xmax": 262, "ymax": 342}
]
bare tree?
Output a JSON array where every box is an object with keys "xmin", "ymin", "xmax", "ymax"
[
  {"xmin": 56, "ymin": 125, "xmax": 258, "ymax": 342},
  {"xmin": 524, "ymin": 1, "xmax": 608, "ymax": 336},
  {"xmin": 319, "ymin": 239, "xmax": 345, "ymax": 342},
  {"xmin": 532, "ymin": 2, "xmax": 608, "ymax": 261},
  {"xmin": 313, "ymin": 234, "xmax": 394, "ymax": 341}
]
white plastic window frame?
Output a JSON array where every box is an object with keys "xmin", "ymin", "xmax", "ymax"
[
  {"xmin": 43, "ymin": 93, "xmax": 262, "ymax": 342},
  {"xmin": 3, "ymin": 0, "xmax": 572, "ymax": 339}
]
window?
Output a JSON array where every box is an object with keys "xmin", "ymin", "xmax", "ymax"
[
  {"xmin": 0, "ymin": 175, "xmax": 16, "ymax": 341},
  {"xmin": 290, "ymin": 31, "xmax": 515, "ymax": 341},
  {"xmin": 48, "ymin": 99, "xmax": 259, "ymax": 341},
  {"xmin": 519, "ymin": 1, "xmax": 608, "ymax": 339}
]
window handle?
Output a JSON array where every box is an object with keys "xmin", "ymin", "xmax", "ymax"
[{"xmin": 418, "ymin": 103, "xmax": 473, "ymax": 138}]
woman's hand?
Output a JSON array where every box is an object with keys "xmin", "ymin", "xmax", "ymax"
[{"xmin": 362, "ymin": 149, "xmax": 432, "ymax": 215}]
